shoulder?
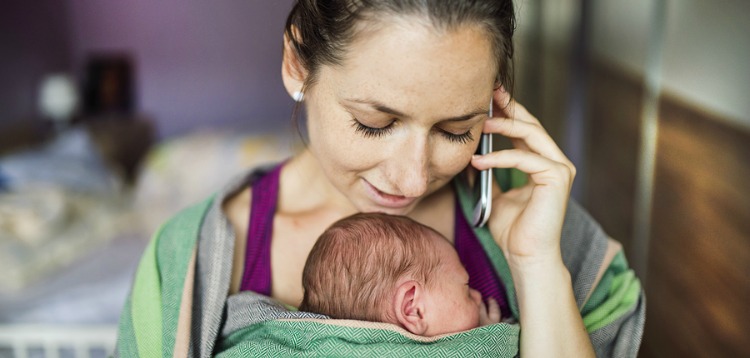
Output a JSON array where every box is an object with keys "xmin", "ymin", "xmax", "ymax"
[
  {"xmin": 218, "ymin": 162, "xmax": 281, "ymax": 227},
  {"xmin": 157, "ymin": 163, "xmax": 279, "ymax": 251},
  {"xmin": 223, "ymin": 186, "xmax": 253, "ymax": 237},
  {"xmin": 217, "ymin": 163, "xmax": 281, "ymax": 293}
]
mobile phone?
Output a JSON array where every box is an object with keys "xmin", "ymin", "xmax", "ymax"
[{"xmin": 472, "ymin": 98, "xmax": 494, "ymax": 228}]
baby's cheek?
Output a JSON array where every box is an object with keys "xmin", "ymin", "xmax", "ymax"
[{"xmin": 464, "ymin": 302, "xmax": 480, "ymax": 329}]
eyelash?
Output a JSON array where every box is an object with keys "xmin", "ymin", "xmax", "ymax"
[
  {"xmin": 352, "ymin": 119, "xmax": 394, "ymax": 139},
  {"xmin": 351, "ymin": 119, "xmax": 474, "ymax": 144}
]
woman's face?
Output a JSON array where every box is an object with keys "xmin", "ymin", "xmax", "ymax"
[{"xmin": 305, "ymin": 20, "xmax": 497, "ymax": 215}]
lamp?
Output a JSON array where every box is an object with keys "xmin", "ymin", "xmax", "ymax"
[{"xmin": 38, "ymin": 74, "xmax": 79, "ymax": 128}]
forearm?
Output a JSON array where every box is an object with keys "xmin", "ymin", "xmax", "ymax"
[{"xmin": 511, "ymin": 257, "xmax": 595, "ymax": 358}]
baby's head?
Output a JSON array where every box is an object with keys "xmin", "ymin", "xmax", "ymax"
[{"xmin": 300, "ymin": 213, "xmax": 485, "ymax": 336}]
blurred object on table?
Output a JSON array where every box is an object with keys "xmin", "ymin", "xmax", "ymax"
[
  {"xmin": 82, "ymin": 54, "xmax": 135, "ymax": 118},
  {"xmin": 86, "ymin": 117, "xmax": 154, "ymax": 184}
]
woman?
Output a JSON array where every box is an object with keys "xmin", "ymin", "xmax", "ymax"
[{"xmin": 117, "ymin": 1, "xmax": 644, "ymax": 357}]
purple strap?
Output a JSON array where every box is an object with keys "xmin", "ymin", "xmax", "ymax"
[
  {"xmin": 241, "ymin": 163, "xmax": 510, "ymax": 319},
  {"xmin": 454, "ymin": 199, "xmax": 511, "ymax": 318},
  {"xmin": 240, "ymin": 164, "xmax": 283, "ymax": 294}
]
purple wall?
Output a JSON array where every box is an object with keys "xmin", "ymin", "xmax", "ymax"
[
  {"xmin": 0, "ymin": 1, "xmax": 72, "ymax": 124},
  {"xmin": 68, "ymin": 0, "xmax": 297, "ymax": 138}
]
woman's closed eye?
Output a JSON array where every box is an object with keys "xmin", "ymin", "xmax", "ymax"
[
  {"xmin": 351, "ymin": 118, "xmax": 474, "ymax": 144},
  {"xmin": 439, "ymin": 128, "xmax": 474, "ymax": 144},
  {"xmin": 351, "ymin": 118, "xmax": 395, "ymax": 138}
]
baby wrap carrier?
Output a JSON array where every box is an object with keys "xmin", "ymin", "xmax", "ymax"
[{"xmin": 116, "ymin": 165, "xmax": 644, "ymax": 357}]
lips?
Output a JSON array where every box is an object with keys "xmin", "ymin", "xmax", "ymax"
[{"xmin": 362, "ymin": 179, "xmax": 417, "ymax": 209}]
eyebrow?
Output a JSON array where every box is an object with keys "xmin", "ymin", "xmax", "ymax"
[{"xmin": 342, "ymin": 98, "xmax": 488, "ymax": 122}]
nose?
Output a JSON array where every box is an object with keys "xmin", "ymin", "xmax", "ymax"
[{"xmin": 390, "ymin": 136, "xmax": 430, "ymax": 197}]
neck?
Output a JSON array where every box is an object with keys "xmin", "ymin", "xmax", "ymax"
[{"xmin": 279, "ymin": 149, "xmax": 358, "ymax": 216}]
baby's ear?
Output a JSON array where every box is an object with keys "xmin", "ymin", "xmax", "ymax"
[{"xmin": 393, "ymin": 280, "xmax": 428, "ymax": 335}]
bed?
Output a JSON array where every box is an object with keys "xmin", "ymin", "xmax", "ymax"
[{"xmin": 0, "ymin": 124, "xmax": 294, "ymax": 357}]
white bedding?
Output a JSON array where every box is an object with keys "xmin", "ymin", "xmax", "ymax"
[
  {"xmin": 0, "ymin": 130, "xmax": 296, "ymax": 325},
  {"xmin": 0, "ymin": 129, "xmax": 294, "ymax": 357}
]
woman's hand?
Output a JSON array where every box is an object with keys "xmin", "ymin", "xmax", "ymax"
[
  {"xmin": 471, "ymin": 90, "xmax": 576, "ymax": 269},
  {"xmin": 472, "ymin": 91, "xmax": 594, "ymax": 357}
]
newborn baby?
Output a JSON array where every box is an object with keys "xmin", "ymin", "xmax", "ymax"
[{"xmin": 299, "ymin": 212, "xmax": 500, "ymax": 337}]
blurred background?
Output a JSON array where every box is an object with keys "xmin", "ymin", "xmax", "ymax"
[{"xmin": 0, "ymin": 0, "xmax": 747, "ymax": 357}]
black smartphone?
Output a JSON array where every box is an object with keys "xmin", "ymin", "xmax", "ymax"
[{"xmin": 472, "ymin": 98, "xmax": 493, "ymax": 227}]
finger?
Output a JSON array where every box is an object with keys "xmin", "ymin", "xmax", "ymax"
[
  {"xmin": 484, "ymin": 117, "xmax": 575, "ymax": 176},
  {"xmin": 472, "ymin": 149, "xmax": 574, "ymax": 189},
  {"xmin": 484, "ymin": 117, "xmax": 556, "ymax": 157},
  {"xmin": 490, "ymin": 90, "xmax": 534, "ymax": 153},
  {"xmin": 477, "ymin": 299, "xmax": 490, "ymax": 325},
  {"xmin": 509, "ymin": 138, "xmax": 530, "ymax": 153},
  {"xmin": 494, "ymin": 93, "xmax": 541, "ymax": 126},
  {"xmin": 490, "ymin": 93, "xmax": 574, "ymax": 176},
  {"xmin": 486, "ymin": 297, "xmax": 501, "ymax": 323},
  {"xmin": 483, "ymin": 118, "xmax": 537, "ymax": 154}
]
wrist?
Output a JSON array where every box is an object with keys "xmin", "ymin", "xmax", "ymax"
[
  {"xmin": 507, "ymin": 251, "xmax": 566, "ymax": 275},
  {"xmin": 508, "ymin": 254, "xmax": 571, "ymax": 290},
  {"xmin": 509, "ymin": 256, "xmax": 594, "ymax": 357}
]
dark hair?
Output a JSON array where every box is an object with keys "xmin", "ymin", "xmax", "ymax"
[
  {"xmin": 284, "ymin": 0, "xmax": 516, "ymax": 93},
  {"xmin": 299, "ymin": 213, "xmax": 442, "ymax": 322}
]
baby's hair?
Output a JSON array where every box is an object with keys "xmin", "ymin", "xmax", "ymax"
[{"xmin": 300, "ymin": 212, "xmax": 442, "ymax": 322}]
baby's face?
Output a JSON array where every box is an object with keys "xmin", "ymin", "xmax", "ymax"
[{"xmin": 421, "ymin": 237, "xmax": 483, "ymax": 336}]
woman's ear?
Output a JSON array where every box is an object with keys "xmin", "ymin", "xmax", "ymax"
[
  {"xmin": 281, "ymin": 27, "xmax": 308, "ymax": 100},
  {"xmin": 393, "ymin": 280, "xmax": 428, "ymax": 336}
]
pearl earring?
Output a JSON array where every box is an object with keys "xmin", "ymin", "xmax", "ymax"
[{"xmin": 292, "ymin": 91, "xmax": 304, "ymax": 102}]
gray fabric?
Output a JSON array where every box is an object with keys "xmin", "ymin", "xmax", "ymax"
[
  {"xmin": 590, "ymin": 292, "xmax": 646, "ymax": 358},
  {"xmin": 190, "ymin": 199, "xmax": 232, "ymax": 357},
  {"xmin": 222, "ymin": 291, "xmax": 328, "ymax": 336},
  {"xmin": 562, "ymin": 200, "xmax": 646, "ymax": 357},
  {"xmin": 189, "ymin": 168, "xmax": 275, "ymax": 358},
  {"xmin": 561, "ymin": 199, "xmax": 609, "ymax": 309}
]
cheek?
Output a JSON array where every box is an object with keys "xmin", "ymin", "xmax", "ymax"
[
  {"xmin": 469, "ymin": 301, "xmax": 481, "ymax": 324},
  {"xmin": 461, "ymin": 294, "xmax": 481, "ymax": 327},
  {"xmin": 450, "ymin": 292, "xmax": 479, "ymax": 325},
  {"xmin": 430, "ymin": 140, "xmax": 476, "ymax": 179},
  {"xmin": 306, "ymin": 94, "xmax": 379, "ymax": 175},
  {"xmin": 431, "ymin": 122, "xmax": 484, "ymax": 178},
  {"xmin": 310, "ymin": 121, "xmax": 358, "ymax": 166},
  {"xmin": 446, "ymin": 299, "xmax": 479, "ymax": 332}
]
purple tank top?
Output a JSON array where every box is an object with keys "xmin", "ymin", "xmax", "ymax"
[{"xmin": 241, "ymin": 164, "xmax": 511, "ymax": 318}]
